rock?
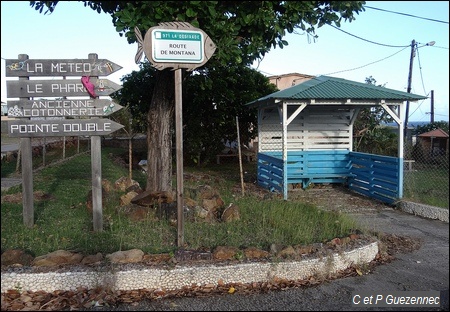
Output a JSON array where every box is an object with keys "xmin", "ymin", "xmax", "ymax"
[
  {"xmin": 184, "ymin": 197, "xmax": 198, "ymax": 208},
  {"xmin": 243, "ymin": 247, "xmax": 269, "ymax": 259},
  {"xmin": 212, "ymin": 246, "xmax": 239, "ymax": 260},
  {"xmin": 198, "ymin": 185, "xmax": 218, "ymax": 200},
  {"xmin": 106, "ymin": 249, "xmax": 144, "ymax": 264},
  {"xmin": 101, "ymin": 179, "xmax": 113, "ymax": 192},
  {"xmin": 120, "ymin": 191, "xmax": 139, "ymax": 206},
  {"xmin": 294, "ymin": 244, "xmax": 315, "ymax": 255},
  {"xmin": 277, "ymin": 245, "xmax": 296, "ymax": 258},
  {"xmin": 32, "ymin": 250, "xmax": 83, "ymax": 267},
  {"xmin": 114, "ymin": 176, "xmax": 140, "ymax": 192},
  {"xmin": 81, "ymin": 253, "xmax": 103, "ymax": 265},
  {"xmin": 221, "ymin": 203, "xmax": 240, "ymax": 222},
  {"xmin": 131, "ymin": 190, "xmax": 174, "ymax": 207},
  {"xmin": 202, "ymin": 198, "xmax": 220, "ymax": 212},
  {"xmin": 1, "ymin": 249, "xmax": 34, "ymax": 266}
]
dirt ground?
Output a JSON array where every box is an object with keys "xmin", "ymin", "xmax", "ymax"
[{"xmin": 287, "ymin": 183, "xmax": 395, "ymax": 214}]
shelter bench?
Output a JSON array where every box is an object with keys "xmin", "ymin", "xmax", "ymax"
[{"xmin": 288, "ymin": 173, "xmax": 355, "ymax": 189}]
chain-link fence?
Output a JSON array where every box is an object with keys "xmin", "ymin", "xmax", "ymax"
[
  {"xmin": 403, "ymin": 142, "xmax": 449, "ymax": 209},
  {"xmin": 4, "ymin": 131, "xmax": 448, "ymax": 209}
]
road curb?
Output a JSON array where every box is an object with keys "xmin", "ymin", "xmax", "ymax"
[
  {"xmin": 1, "ymin": 242, "xmax": 378, "ymax": 293},
  {"xmin": 399, "ymin": 201, "xmax": 449, "ymax": 223}
]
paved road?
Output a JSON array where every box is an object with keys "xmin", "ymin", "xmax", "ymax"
[{"xmin": 88, "ymin": 208, "xmax": 449, "ymax": 311}]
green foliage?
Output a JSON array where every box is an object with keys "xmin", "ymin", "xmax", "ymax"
[
  {"xmin": 111, "ymin": 62, "xmax": 158, "ymax": 134},
  {"xmin": 30, "ymin": 1, "xmax": 366, "ymax": 67},
  {"xmin": 353, "ymin": 76, "xmax": 397, "ymax": 155},
  {"xmin": 113, "ymin": 63, "xmax": 277, "ymax": 165},
  {"xmin": 413, "ymin": 121, "xmax": 449, "ymax": 136},
  {"xmin": 355, "ymin": 126, "xmax": 398, "ymax": 156},
  {"xmin": 182, "ymin": 64, "xmax": 278, "ymax": 164}
]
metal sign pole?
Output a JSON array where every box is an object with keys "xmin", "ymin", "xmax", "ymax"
[{"xmin": 175, "ymin": 68, "xmax": 184, "ymax": 247}]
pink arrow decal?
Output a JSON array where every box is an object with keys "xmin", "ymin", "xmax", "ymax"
[{"xmin": 81, "ymin": 76, "xmax": 97, "ymax": 98}]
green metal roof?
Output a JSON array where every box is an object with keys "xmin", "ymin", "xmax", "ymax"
[{"xmin": 247, "ymin": 75, "xmax": 428, "ymax": 107}]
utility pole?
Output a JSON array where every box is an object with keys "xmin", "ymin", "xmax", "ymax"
[
  {"xmin": 404, "ymin": 39, "xmax": 415, "ymax": 140},
  {"xmin": 430, "ymin": 90, "xmax": 434, "ymax": 123}
]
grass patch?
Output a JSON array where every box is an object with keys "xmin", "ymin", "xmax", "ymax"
[
  {"xmin": 2, "ymin": 147, "xmax": 358, "ymax": 257},
  {"xmin": 403, "ymin": 167, "xmax": 449, "ymax": 209}
]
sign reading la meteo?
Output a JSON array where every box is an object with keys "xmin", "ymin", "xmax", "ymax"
[
  {"xmin": 152, "ymin": 29, "xmax": 204, "ymax": 63},
  {"xmin": 5, "ymin": 59, "xmax": 122, "ymax": 77}
]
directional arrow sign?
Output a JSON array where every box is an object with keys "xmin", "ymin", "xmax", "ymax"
[
  {"xmin": 7, "ymin": 99, "xmax": 123, "ymax": 118},
  {"xmin": 8, "ymin": 119, "xmax": 124, "ymax": 138},
  {"xmin": 151, "ymin": 29, "xmax": 204, "ymax": 63},
  {"xmin": 5, "ymin": 59, "xmax": 122, "ymax": 77},
  {"xmin": 6, "ymin": 78, "xmax": 122, "ymax": 98}
]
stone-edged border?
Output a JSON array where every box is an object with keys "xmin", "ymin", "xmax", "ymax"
[
  {"xmin": 398, "ymin": 201, "xmax": 449, "ymax": 223},
  {"xmin": 1, "ymin": 242, "xmax": 378, "ymax": 294}
]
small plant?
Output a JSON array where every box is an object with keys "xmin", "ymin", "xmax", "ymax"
[{"xmin": 234, "ymin": 250, "xmax": 245, "ymax": 260}]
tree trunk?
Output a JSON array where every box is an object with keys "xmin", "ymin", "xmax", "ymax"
[{"xmin": 146, "ymin": 70, "xmax": 175, "ymax": 192}]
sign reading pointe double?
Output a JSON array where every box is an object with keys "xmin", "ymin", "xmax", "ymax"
[{"xmin": 8, "ymin": 119, "xmax": 124, "ymax": 137}]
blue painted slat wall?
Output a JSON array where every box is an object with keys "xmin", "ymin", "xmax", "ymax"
[
  {"xmin": 348, "ymin": 152, "xmax": 400, "ymax": 204},
  {"xmin": 257, "ymin": 153, "xmax": 283, "ymax": 192},
  {"xmin": 256, "ymin": 150, "xmax": 402, "ymax": 204}
]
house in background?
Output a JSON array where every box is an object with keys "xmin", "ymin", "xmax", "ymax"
[
  {"xmin": 268, "ymin": 73, "xmax": 315, "ymax": 90},
  {"xmin": 418, "ymin": 128, "xmax": 449, "ymax": 158}
]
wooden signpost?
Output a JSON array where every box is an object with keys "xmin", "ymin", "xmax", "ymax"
[
  {"xmin": 5, "ymin": 54, "xmax": 123, "ymax": 231},
  {"xmin": 135, "ymin": 22, "xmax": 216, "ymax": 247}
]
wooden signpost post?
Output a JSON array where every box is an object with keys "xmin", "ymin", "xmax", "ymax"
[
  {"xmin": 5, "ymin": 54, "xmax": 123, "ymax": 231},
  {"xmin": 135, "ymin": 22, "xmax": 216, "ymax": 247}
]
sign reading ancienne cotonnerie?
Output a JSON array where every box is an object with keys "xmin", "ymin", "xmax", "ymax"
[
  {"xmin": 7, "ymin": 99, "xmax": 123, "ymax": 118},
  {"xmin": 8, "ymin": 119, "xmax": 124, "ymax": 137},
  {"xmin": 5, "ymin": 59, "xmax": 122, "ymax": 77}
]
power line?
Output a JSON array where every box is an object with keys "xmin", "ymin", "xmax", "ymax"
[
  {"xmin": 415, "ymin": 46, "xmax": 428, "ymax": 96},
  {"xmin": 327, "ymin": 25, "xmax": 409, "ymax": 48},
  {"xmin": 365, "ymin": 5, "xmax": 449, "ymax": 24},
  {"xmin": 320, "ymin": 46, "xmax": 409, "ymax": 76}
]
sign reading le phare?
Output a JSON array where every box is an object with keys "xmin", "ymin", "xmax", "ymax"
[{"xmin": 6, "ymin": 78, "xmax": 122, "ymax": 98}]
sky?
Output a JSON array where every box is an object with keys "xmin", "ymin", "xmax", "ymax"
[{"xmin": 1, "ymin": 1, "xmax": 449, "ymax": 123}]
